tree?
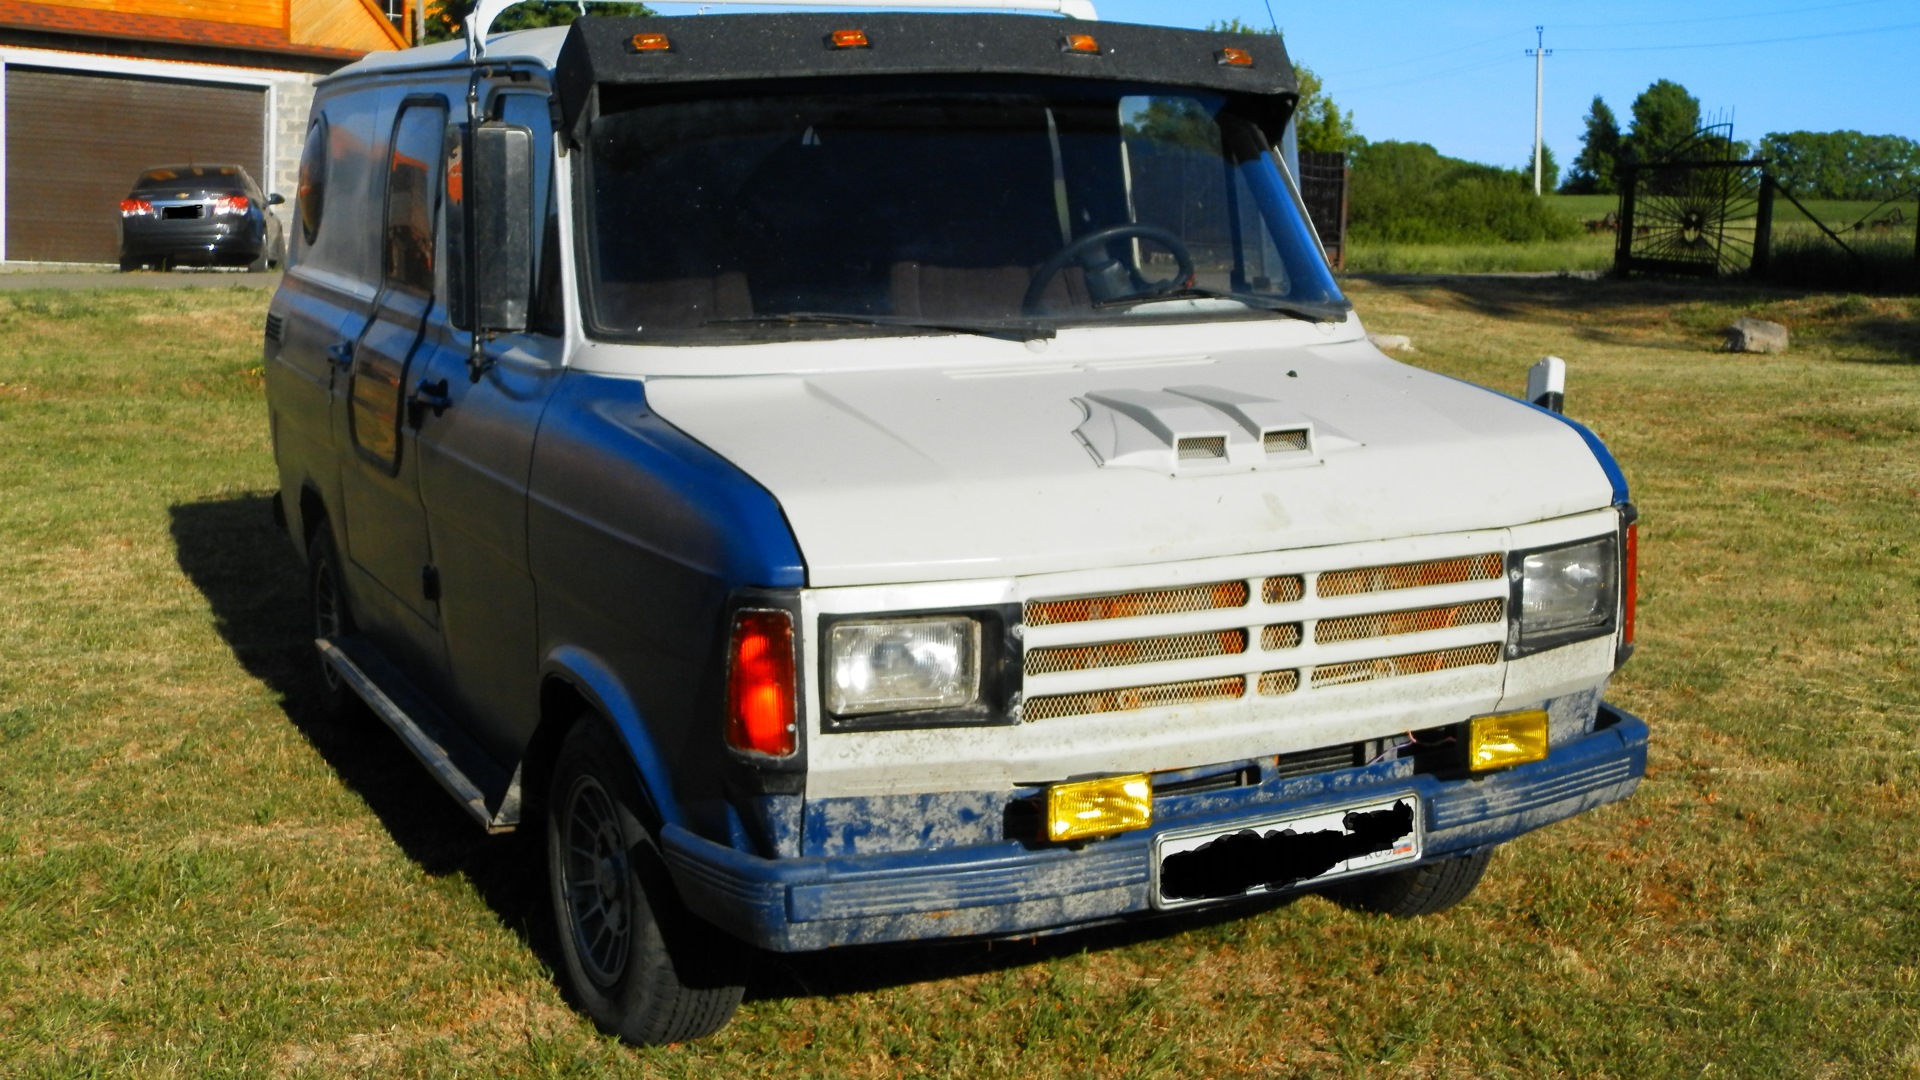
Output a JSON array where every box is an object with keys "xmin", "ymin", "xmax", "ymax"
[
  {"xmin": 426, "ymin": 1, "xmax": 655, "ymax": 44},
  {"xmin": 1759, "ymin": 130, "xmax": 1920, "ymax": 200},
  {"xmin": 1207, "ymin": 19, "xmax": 1363, "ymax": 154},
  {"xmin": 1621, "ymin": 79, "xmax": 1700, "ymax": 165},
  {"xmin": 1347, "ymin": 141, "xmax": 1579, "ymax": 244},
  {"xmin": 1562, "ymin": 95, "xmax": 1620, "ymax": 194},
  {"xmin": 1531, "ymin": 142, "xmax": 1560, "ymax": 194}
]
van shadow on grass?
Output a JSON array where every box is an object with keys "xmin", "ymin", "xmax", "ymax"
[{"xmin": 168, "ymin": 493, "xmax": 1305, "ymax": 1012}]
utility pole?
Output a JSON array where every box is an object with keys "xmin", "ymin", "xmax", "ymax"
[{"xmin": 1527, "ymin": 26, "xmax": 1552, "ymax": 196}]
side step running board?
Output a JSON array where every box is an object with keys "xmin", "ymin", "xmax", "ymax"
[{"xmin": 316, "ymin": 637, "xmax": 521, "ymax": 833}]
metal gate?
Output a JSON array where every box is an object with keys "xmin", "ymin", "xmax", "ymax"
[{"xmin": 1613, "ymin": 123, "xmax": 1770, "ymax": 278}]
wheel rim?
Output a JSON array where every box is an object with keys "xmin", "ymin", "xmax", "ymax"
[
  {"xmin": 312, "ymin": 554, "xmax": 345, "ymax": 691},
  {"xmin": 561, "ymin": 775, "xmax": 632, "ymax": 987}
]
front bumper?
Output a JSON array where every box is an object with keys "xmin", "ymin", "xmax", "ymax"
[{"xmin": 665, "ymin": 703, "xmax": 1649, "ymax": 951}]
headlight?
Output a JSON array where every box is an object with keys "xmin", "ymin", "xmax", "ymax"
[
  {"xmin": 827, "ymin": 617, "xmax": 980, "ymax": 716},
  {"xmin": 1518, "ymin": 536, "xmax": 1617, "ymax": 644}
]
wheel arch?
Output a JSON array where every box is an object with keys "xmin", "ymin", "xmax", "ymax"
[{"xmin": 534, "ymin": 645, "xmax": 684, "ymax": 831}]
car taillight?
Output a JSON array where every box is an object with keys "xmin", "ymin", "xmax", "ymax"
[
  {"xmin": 119, "ymin": 198, "xmax": 153, "ymax": 217},
  {"xmin": 213, "ymin": 195, "xmax": 251, "ymax": 216},
  {"xmin": 727, "ymin": 609, "xmax": 796, "ymax": 757}
]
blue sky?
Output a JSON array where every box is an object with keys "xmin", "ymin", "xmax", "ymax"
[
  {"xmin": 650, "ymin": 0, "xmax": 1920, "ymax": 171},
  {"xmin": 1093, "ymin": 0, "xmax": 1920, "ymax": 169}
]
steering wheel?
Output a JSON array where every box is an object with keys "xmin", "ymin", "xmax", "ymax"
[{"xmin": 1022, "ymin": 223, "xmax": 1195, "ymax": 315}]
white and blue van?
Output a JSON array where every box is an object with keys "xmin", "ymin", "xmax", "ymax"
[{"xmin": 264, "ymin": 2, "xmax": 1645, "ymax": 1043}]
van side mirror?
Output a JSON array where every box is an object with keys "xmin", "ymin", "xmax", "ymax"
[
  {"xmin": 469, "ymin": 121, "xmax": 534, "ymax": 336},
  {"xmin": 267, "ymin": 192, "xmax": 286, "ymax": 206}
]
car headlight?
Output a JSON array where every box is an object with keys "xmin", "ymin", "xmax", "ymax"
[
  {"xmin": 827, "ymin": 617, "xmax": 980, "ymax": 716},
  {"xmin": 1517, "ymin": 536, "xmax": 1618, "ymax": 645}
]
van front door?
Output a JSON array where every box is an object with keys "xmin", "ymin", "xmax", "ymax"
[{"xmin": 337, "ymin": 98, "xmax": 449, "ymax": 672}]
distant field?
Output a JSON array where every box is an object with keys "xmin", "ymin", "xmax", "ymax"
[
  {"xmin": 1543, "ymin": 193, "xmax": 1914, "ymax": 229},
  {"xmin": 1346, "ymin": 194, "xmax": 1916, "ymax": 275},
  {"xmin": 2, "ymin": 282, "xmax": 1917, "ymax": 1075}
]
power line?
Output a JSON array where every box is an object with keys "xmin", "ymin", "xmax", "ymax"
[
  {"xmin": 1335, "ymin": 53, "xmax": 1520, "ymax": 96},
  {"xmin": 1552, "ymin": 0, "xmax": 1900, "ymax": 31},
  {"xmin": 1556, "ymin": 19, "xmax": 1920, "ymax": 53},
  {"xmin": 1317, "ymin": 30, "xmax": 1519, "ymax": 81}
]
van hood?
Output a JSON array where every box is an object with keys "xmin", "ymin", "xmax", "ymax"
[{"xmin": 642, "ymin": 338, "xmax": 1618, "ymax": 587}]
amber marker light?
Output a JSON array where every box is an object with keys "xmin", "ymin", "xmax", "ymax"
[
  {"xmin": 1062, "ymin": 33, "xmax": 1100, "ymax": 54},
  {"xmin": 726, "ymin": 610, "xmax": 797, "ymax": 757},
  {"xmin": 628, "ymin": 32, "xmax": 671, "ymax": 52},
  {"xmin": 829, "ymin": 28, "xmax": 870, "ymax": 48},
  {"xmin": 1217, "ymin": 47, "xmax": 1254, "ymax": 67},
  {"xmin": 1622, "ymin": 520, "xmax": 1639, "ymax": 648},
  {"xmin": 1468, "ymin": 710, "xmax": 1550, "ymax": 772},
  {"xmin": 1047, "ymin": 774, "xmax": 1152, "ymax": 842}
]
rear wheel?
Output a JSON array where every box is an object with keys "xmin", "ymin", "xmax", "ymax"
[
  {"xmin": 547, "ymin": 720, "xmax": 747, "ymax": 1044},
  {"xmin": 1322, "ymin": 847, "xmax": 1494, "ymax": 918},
  {"xmin": 306, "ymin": 527, "xmax": 363, "ymax": 723}
]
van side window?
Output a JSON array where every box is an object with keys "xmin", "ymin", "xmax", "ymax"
[
  {"xmin": 297, "ymin": 116, "xmax": 328, "ymax": 246},
  {"xmin": 384, "ymin": 106, "xmax": 444, "ymax": 296}
]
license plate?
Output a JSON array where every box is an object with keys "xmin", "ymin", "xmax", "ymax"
[{"xmin": 1152, "ymin": 794, "xmax": 1422, "ymax": 908}]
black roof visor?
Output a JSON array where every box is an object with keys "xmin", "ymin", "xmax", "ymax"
[{"xmin": 555, "ymin": 13, "xmax": 1299, "ymax": 134}]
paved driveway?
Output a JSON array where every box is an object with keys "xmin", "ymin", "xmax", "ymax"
[{"xmin": 0, "ymin": 268, "xmax": 281, "ymax": 290}]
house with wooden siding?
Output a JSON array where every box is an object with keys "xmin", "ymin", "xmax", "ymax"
[{"xmin": 0, "ymin": 0, "xmax": 410, "ymax": 263}]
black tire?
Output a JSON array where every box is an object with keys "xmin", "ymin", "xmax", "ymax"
[
  {"xmin": 306, "ymin": 527, "xmax": 364, "ymax": 723},
  {"xmin": 1322, "ymin": 847, "xmax": 1494, "ymax": 918},
  {"xmin": 547, "ymin": 719, "xmax": 747, "ymax": 1045}
]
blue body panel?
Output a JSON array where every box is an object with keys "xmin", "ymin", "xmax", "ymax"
[{"xmin": 662, "ymin": 704, "xmax": 1648, "ymax": 951}]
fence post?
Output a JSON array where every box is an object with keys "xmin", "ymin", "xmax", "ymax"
[
  {"xmin": 1614, "ymin": 165, "xmax": 1637, "ymax": 275},
  {"xmin": 1751, "ymin": 173, "xmax": 1774, "ymax": 278}
]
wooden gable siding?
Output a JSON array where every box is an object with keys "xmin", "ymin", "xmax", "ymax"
[
  {"xmin": 36, "ymin": 0, "xmax": 282, "ymax": 29},
  {"xmin": 290, "ymin": 0, "xmax": 406, "ymax": 52}
]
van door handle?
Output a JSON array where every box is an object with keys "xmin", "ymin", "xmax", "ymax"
[
  {"xmin": 326, "ymin": 340, "xmax": 355, "ymax": 369},
  {"xmin": 408, "ymin": 377, "xmax": 452, "ymax": 427}
]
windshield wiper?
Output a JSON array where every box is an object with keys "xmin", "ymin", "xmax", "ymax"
[
  {"xmin": 1093, "ymin": 288, "xmax": 1352, "ymax": 323},
  {"xmin": 706, "ymin": 311, "xmax": 1056, "ymax": 341}
]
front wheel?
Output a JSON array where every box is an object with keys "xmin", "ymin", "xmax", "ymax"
[
  {"xmin": 547, "ymin": 720, "xmax": 747, "ymax": 1045},
  {"xmin": 1321, "ymin": 847, "xmax": 1494, "ymax": 918}
]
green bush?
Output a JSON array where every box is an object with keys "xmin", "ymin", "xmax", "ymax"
[{"xmin": 1348, "ymin": 141, "xmax": 1580, "ymax": 245}]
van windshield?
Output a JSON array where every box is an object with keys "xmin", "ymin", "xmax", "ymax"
[{"xmin": 582, "ymin": 80, "xmax": 1347, "ymax": 342}]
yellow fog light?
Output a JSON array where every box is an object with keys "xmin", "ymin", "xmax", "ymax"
[
  {"xmin": 1046, "ymin": 774, "xmax": 1152, "ymax": 842},
  {"xmin": 1469, "ymin": 710, "xmax": 1550, "ymax": 771}
]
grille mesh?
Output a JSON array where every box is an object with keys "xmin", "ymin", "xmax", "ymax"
[
  {"xmin": 1316, "ymin": 553, "xmax": 1504, "ymax": 598},
  {"xmin": 1263, "ymin": 575, "xmax": 1304, "ymax": 604},
  {"xmin": 1257, "ymin": 669, "xmax": 1300, "ymax": 695},
  {"xmin": 1315, "ymin": 598, "xmax": 1505, "ymax": 644},
  {"xmin": 1261, "ymin": 623, "xmax": 1303, "ymax": 650},
  {"xmin": 1022, "ymin": 675, "xmax": 1246, "ymax": 722},
  {"xmin": 1264, "ymin": 429, "xmax": 1310, "ymax": 453},
  {"xmin": 1311, "ymin": 643, "xmax": 1502, "ymax": 688},
  {"xmin": 1177, "ymin": 436, "xmax": 1227, "ymax": 461},
  {"xmin": 1025, "ymin": 629, "xmax": 1247, "ymax": 676},
  {"xmin": 1027, "ymin": 581, "xmax": 1249, "ymax": 626}
]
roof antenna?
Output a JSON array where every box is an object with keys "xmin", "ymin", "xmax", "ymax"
[{"xmin": 1262, "ymin": 0, "xmax": 1278, "ymax": 34}]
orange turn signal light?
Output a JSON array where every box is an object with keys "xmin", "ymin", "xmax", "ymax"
[
  {"xmin": 829, "ymin": 28, "xmax": 870, "ymax": 49},
  {"xmin": 726, "ymin": 609, "xmax": 797, "ymax": 758},
  {"xmin": 1062, "ymin": 33, "xmax": 1099, "ymax": 54},
  {"xmin": 1217, "ymin": 47, "xmax": 1254, "ymax": 67},
  {"xmin": 629, "ymin": 32, "xmax": 671, "ymax": 52}
]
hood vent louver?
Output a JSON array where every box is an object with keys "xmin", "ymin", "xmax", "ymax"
[{"xmin": 1074, "ymin": 384, "xmax": 1323, "ymax": 475}]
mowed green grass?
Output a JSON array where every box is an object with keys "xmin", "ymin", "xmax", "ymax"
[{"xmin": 1, "ymin": 283, "xmax": 1917, "ymax": 1076}]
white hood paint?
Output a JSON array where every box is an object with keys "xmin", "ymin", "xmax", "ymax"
[{"xmin": 641, "ymin": 327, "xmax": 1615, "ymax": 587}]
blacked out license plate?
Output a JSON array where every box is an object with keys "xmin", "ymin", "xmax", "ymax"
[{"xmin": 1151, "ymin": 795, "xmax": 1422, "ymax": 908}]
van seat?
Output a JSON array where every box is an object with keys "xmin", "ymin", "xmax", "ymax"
[
  {"xmin": 889, "ymin": 262, "xmax": 1089, "ymax": 321},
  {"xmin": 597, "ymin": 273, "xmax": 752, "ymax": 331}
]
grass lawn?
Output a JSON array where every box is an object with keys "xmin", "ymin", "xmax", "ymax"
[{"xmin": 2, "ymin": 281, "xmax": 1917, "ymax": 1076}]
